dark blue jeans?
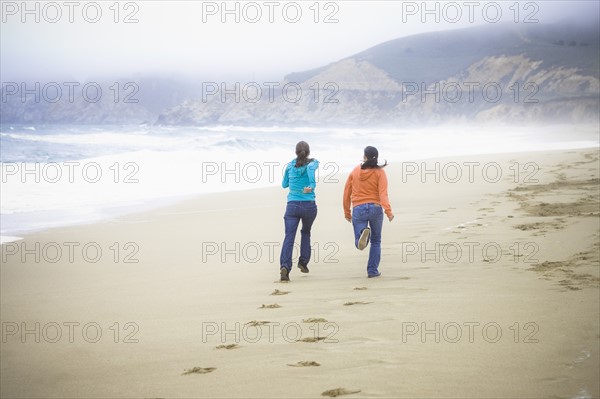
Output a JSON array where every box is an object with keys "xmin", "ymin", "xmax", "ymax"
[
  {"xmin": 352, "ymin": 203, "xmax": 384, "ymax": 275},
  {"xmin": 280, "ymin": 201, "xmax": 318, "ymax": 270}
]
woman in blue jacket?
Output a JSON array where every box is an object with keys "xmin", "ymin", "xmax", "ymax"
[{"xmin": 280, "ymin": 141, "xmax": 319, "ymax": 281}]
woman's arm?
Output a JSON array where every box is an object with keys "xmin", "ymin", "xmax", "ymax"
[
  {"xmin": 282, "ymin": 164, "xmax": 289, "ymax": 188},
  {"xmin": 379, "ymin": 170, "xmax": 394, "ymax": 221},
  {"xmin": 304, "ymin": 160, "xmax": 319, "ymax": 193},
  {"xmin": 343, "ymin": 172, "xmax": 353, "ymax": 221}
]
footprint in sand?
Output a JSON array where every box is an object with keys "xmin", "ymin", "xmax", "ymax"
[
  {"xmin": 298, "ymin": 336, "xmax": 327, "ymax": 342},
  {"xmin": 271, "ymin": 289, "xmax": 290, "ymax": 295},
  {"xmin": 181, "ymin": 367, "xmax": 216, "ymax": 375},
  {"xmin": 259, "ymin": 304, "xmax": 281, "ymax": 309},
  {"xmin": 343, "ymin": 301, "xmax": 372, "ymax": 306},
  {"xmin": 246, "ymin": 320, "xmax": 270, "ymax": 326},
  {"xmin": 321, "ymin": 388, "xmax": 361, "ymax": 397},
  {"xmin": 215, "ymin": 344, "xmax": 240, "ymax": 350},
  {"xmin": 353, "ymin": 287, "xmax": 367, "ymax": 290},
  {"xmin": 302, "ymin": 318, "xmax": 328, "ymax": 323},
  {"xmin": 287, "ymin": 361, "xmax": 321, "ymax": 367}
]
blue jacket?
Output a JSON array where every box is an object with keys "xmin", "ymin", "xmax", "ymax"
[{"xmin": 282, "ymin": 159, "xmax": 319, "ymax": 202}]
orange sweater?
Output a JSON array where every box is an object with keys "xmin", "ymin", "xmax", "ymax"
[{"xmin": 343, "ymin": 165, "xmax": 393, "ymax": 218}]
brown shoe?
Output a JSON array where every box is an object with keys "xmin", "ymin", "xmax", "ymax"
[{"xmin": 280, "ymin": 267, "xmax": 290, "ymax": 281}]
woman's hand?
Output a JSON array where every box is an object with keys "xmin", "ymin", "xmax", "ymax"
[
  {"xmin": 303, "ymin": 187, "xmax": 313, "ymax": 193},
  {"xmin": 388, "ymin": 214, "xmax": 395, "ymax": 222},
  {"xmin": 345, "ymin": 216, "xmax": 352, "ymax": 223}
]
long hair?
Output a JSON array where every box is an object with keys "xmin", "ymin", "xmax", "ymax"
[
  {"xmin": 361, "ymin": 146, "xmax": 387, "ymax": 169},
  {"xmin": 295, "ymin": 141, "xmax": 312, "ymax": 167}
]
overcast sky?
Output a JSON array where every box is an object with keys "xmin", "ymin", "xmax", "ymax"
[{"xmin": 1, "ymin": 1, "xmax": 598, "ymax": 82}]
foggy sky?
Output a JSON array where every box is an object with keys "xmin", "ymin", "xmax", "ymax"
[{"xmin": 1, "ymin": 1, "xmax": 598, "ymax": 82}]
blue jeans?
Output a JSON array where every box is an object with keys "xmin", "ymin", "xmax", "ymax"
[
  {"xmin": 352, "ymin": 203, "xmax": 384, "ymax": 275},
  {"xmin": 280, "ymin": 201, "xmax": 318, "ymax": 270}
]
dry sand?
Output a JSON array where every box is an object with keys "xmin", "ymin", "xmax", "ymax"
[{"xmin": 1, "ymin": 149, "xmax": 599, "ymax": 398}]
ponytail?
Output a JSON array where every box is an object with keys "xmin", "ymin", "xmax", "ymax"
[{"xmin": 295, "ymin": 141, "xmax": 311, "ymax": 167}]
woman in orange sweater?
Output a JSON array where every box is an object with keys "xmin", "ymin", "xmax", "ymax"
[{"xmin": 343, "ymin": 146, "xmax": 394, "ymax": 278}]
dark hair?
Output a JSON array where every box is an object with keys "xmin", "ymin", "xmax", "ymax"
[
  {"xmin": 295, "ymin": 141, "xmax": 312, "ymax": 167},
  {"xmin": 361, "ymin": 146, "xmax": 387, "ymax": 169}
]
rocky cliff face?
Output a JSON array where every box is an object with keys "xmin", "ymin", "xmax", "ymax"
[
  {"xmin": 1, "ymin": 79, "xmax": 198, "ymax": 125},
  {"xmin": 395, "ymin": 54, "xmax": 600, "ymax": 124},
  {"xmin": 1, "ymin": 94, "xmax": 154, "ymax": 125},
  {"xmin": 156, "ymin": 54, "xmax": 599, "ymax": 126}
]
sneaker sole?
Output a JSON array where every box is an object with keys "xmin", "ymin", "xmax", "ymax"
[{"xmin": 358, "ymin": 228, "xmax": 371, "ymax": 250}]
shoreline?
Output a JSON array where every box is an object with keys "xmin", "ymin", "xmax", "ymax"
[{"xmin": 3, "ymin": 144, "xmax": 598, "ymax": 243}]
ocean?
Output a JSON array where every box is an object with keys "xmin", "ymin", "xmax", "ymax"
[{"xmin": 1, "ymin": 123, "xmax": 598, "ymax": 243}]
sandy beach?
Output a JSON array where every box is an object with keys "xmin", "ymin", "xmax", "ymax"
[{"xmin": 1, "ymin": 148, "xmax": 598, "ymax": 398}]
